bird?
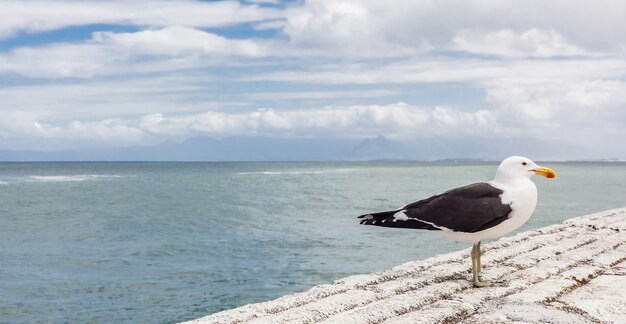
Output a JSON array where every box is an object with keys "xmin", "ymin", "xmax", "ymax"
[{"xmin": 357, "ymin": 156, "xmax": 556, "ymax": 287}]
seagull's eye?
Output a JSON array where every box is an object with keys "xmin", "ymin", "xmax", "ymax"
[{"xmin": 522, "ymin": 162, "xmax": 528, "ymax": 166}]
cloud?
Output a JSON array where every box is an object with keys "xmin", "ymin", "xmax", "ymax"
[
  {"xmin": 0, "ymin": 26, "xmax": 266, "ymax": 78},
  {"xmin": 245, "ymin": 89, "xmax": 400, "ymax": 101},
  {"xmin": 452, "ymin": 29, "xmax": 589, "ymax": 58},
  {"xmin": 1, "ymin": 0, "xmax": 626, "ymax": 159},
  {"xmin": 2, "ymin": 74, "xmax": 625, "ymax": 156},
  {"xmin": 5, "ymin": 0, "xmax": 603, "ymax": 63},
  {"xmin": 0, "ymin": 77, "xmax": 205, "ymax": 120},
  {"xmin": 142, "ymin": 103, "xmax": 495, "ymax": 140},
  {"xmin": 0, "ymin": 113, "xmax": 147, "ymax": 150},
  {"xmin": 282, "ymin": 0, "xmax": 422, "ymax": 57},
  {"xmin": 246, "ymin": 0, "xmax": 281, "ymax": 4},
  {"xmin": 93, "ymin": 26, "xmax": 266, "ymax": 57},
  {"xmin": 281, "ymin": 0, "xmax": 626, "ymax": 57},
  {"xmin": 1, "ymin": 103, "xmax": 501, "ymax": 149},
  {"xmin": 141, "ymin": 103, "xmax": 435, "ymax": 138},
  {"xmin": 4, "ymin": 0, "xmax": 626, "ymax": 61},
  {"xmin": 486, "ymin": 78, "xmax": 626, "ymax": 135},
  {"xmin": 0, "ymin": 0, "xmax": 282, "ymax": 39},
  {"xmin": 0, "ymin": 76, "xmax": 406, "ymax": 123},
  {"xmin": 253, "ymin": 20, "xmax": 286, "ymax": 31},
  {"xmin": 3, "ymin": 1, "xmax": 626, "ymax": 79},
  {"xmin": 245, "ymin": 57, "xmax": 626, "ymax": 85}
]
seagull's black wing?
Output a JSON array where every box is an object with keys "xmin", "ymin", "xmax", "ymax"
[{"xmin": 358, "ymin": 182, "xmax": 512, "ymax": 233}]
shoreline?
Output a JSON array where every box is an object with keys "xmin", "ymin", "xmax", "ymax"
[{"xmin": 184, "ymin": 207, "xmax": 626, "ymax": 323}]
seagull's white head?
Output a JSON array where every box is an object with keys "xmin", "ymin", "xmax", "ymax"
[{"xmin": 494, "ymin": 156, "xmax": 557, "ymax": 183}]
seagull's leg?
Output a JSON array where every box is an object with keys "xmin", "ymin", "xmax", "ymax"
[
  {"xmin": 476, "ymin": 241, "xmax": 483, "ymax": 280},
  {"xmin": 471, "ymin": 243, "xmax": 482, "ymax": 287},
  {"xmin": 472, "ymin": 241, "xmax": 504, "ymax": 287}
]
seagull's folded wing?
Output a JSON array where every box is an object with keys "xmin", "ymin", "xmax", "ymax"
[{"xmin": 401, "ymin": 182, "xmax": 513, "ymax": 233}]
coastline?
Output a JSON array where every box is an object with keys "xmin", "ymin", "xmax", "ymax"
[{"xmin": 185, "ymin": 207, "xmax": 626, "ymax": 323}]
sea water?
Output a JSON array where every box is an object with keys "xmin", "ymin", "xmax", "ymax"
[{"xmin": 0, "ymin": 161, "xmax": 624, "ymax": 323}]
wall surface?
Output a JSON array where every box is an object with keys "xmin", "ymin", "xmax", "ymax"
[{"xmin": 185, "ymin": 207, "xmax": 626, "ymax": 323}]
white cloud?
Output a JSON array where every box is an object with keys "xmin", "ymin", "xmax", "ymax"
[
  {"xmin": 2, "ymin": 0, "xmax": 626, "ymax": 158},
  {"xmin": 65, "ymin": 119, "xmax": 147, "ymax": 143},
  {"xmin": 6, "ymin": 0, "xmax": 625, "ymax": 58},
  {"xmin": 481, "ymin": 78, "xmax": 626, "ymax": 152},
  {"xmin": 246, "ymin": 89, "xmax": 400, "ymax": 101},
  {"xmin": 151, "ymin": 103, "xmax": 436, "ymax": 138},
  {"xmin": 1, "ymin": 103, "xmax": 501, "ymax": 149},
  {"xmin": 0, "ymin": 43, "xmax": 116, "ymax": 78},
  {"xmin": 0, "ymin": 76, "xmax": 405, "ymax": 123},
  {"xmin": 431, "ymin": 107, "xmax": 495, "ymax": 127},
  {"xmin": 245, "ymin": 57, "xmax": 626, "ymax": 85},
  {"xmin": 282, "ymin": 0, "xmax": 422, "ymax": 57},
  {"xmin": 0, "ymin": 113, "xmax": 148, "ymax": 149},
  {"xmin": 281, "ymin": 0, "xmax": 626, "ymax": 57},
  {"xmin": 0, "ymin": 77, "xmax": 205, "ymax": 120},
  {"xmin": 3, "ymin": 0, "xmax": 626, "ymax": 61},
  {"xmin": 253, "ymin": 20, "xmax": 286, "ymax": 31},
  {"xmin": 139, "ymin": 113, "xmax": 190, "ymax": 137},
  {"xmin": 486, "ymin": 78, "xmax": 626, "ymax": 127},
  {"xmin": 3, "ymin": 1, "xmax": 626, "ymax": 79},
  {"xmin": 0, "ymin": 0, "xmax": 282, "ymax": 39},
  {"xmin": 246, "ymin": 0, "xmax": 280, "ymax": 4},
  {"xmin": 452, "ymin": 29, "xmax": 589, "ymax": 58},
  {"xmin": 0, "ymin": 26, "xmax": 266, "ymax": 78},
  {"xmin": 2, "ymin": 52, "xmax": 626, "ymax": 154},
  {"xmin": 2, "ymin": 74, "xmax": 626, "ymax": 156},
  {"xmin": 93, "ymin": 26, "xmax": 266, "ymax": 57}
]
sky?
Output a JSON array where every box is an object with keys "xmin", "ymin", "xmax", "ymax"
[{"xmin": 1, "ymin": 0, "xmax": 625, "ymax": 159}]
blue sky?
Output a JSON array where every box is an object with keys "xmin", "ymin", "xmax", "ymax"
[{"xmin": 1, "ymin": 0, "xmax": 625, "ymax": 159}]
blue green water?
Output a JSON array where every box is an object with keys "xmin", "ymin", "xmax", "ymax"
[{"xmin": 0, "ymin": 161, "xmax": 624, "ymax": 323}]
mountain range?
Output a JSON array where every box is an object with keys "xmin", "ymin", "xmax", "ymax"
[{"xmin": 0, "ymin": 135, "xmax": 589, "ymax": 161}]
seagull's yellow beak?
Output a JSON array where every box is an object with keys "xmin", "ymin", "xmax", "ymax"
[{"xmin": 532, "ymin": 166, "xmax": 557, "ymax": 179}]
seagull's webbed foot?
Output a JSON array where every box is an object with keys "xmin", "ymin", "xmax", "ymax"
[{"xmin": 472, "ymin": 277, "xmax": 505, "ymax": 287}]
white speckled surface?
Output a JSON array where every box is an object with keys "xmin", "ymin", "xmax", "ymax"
[{"xmin": 183, "ymin": 207, "xmax": 626, "ymax": 324}]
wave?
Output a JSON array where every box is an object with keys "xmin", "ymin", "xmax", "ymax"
[{"xmin": 26, "ymin": 175, "xmax": 122, "ymax": 182}]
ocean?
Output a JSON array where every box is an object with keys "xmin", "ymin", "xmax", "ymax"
[{"xmin": 1, "ymin": 161, "xmax": 624, "ymax": 323}]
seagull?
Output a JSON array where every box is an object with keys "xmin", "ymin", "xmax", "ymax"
[{"xmin": 358, "ymin": 156, "xmax": 556, "ymax": 287}]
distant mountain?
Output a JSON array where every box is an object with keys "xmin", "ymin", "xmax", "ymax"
[
  {"xmin": 350, "ymin": 135, "xmax": 406, "ymax": 160},
  {"xmin": 0, "ymin": 135, "xmax": 591, "ymax": 162},
  {"xmin": 129, "ymin": 136, "xmax": 360, "ymax": 161},
  {"xmin": 0, "ymin": 137, "xmax": 359, "ymax": 161}
]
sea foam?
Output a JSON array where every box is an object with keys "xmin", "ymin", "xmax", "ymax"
[{"xmin": 27, "ymin": 175, "xmax": 122, "ymax": 182}]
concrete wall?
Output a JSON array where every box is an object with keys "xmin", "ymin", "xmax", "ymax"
[{"xmin": 185, "ymin": 207, "xmax": 626, "ymax": 323}]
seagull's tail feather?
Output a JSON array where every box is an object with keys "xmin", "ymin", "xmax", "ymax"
[
  {"xmin": 358, "ymin": 210, "xmax": 397, "ymax": 223},
  {"xmin": 357, "ymin": 210, "xmax": 440, "ymax": 230}
]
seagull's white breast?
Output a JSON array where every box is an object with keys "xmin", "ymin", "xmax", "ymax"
[{"xmin": 489, "ymin": 179, "xmax": 538, "ymax": 235}]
